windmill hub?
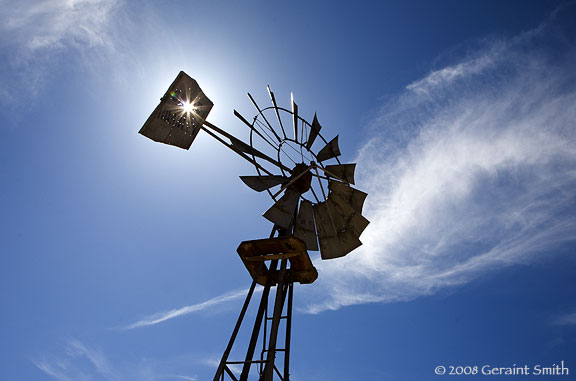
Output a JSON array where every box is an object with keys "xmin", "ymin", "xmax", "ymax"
[{"xmin": 287, "ymin": 163, "xmax": 313, "ymax": 194}]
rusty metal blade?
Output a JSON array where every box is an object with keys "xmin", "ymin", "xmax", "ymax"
[
  {"xmin": 240, "ymin": 175, "xmax": 287, "ymax": 192},
  {"xmin": 328, "ymin": 181, "xmax": 367, "ymax": 213},
  {"xmin": 317, "ymin": 234, "xmax": 363, "ymax": 260},
  {"xmin": 291, "ymin": 93, "xmax": 298, "ymax": 142},
  {"xmin": 268, "ymin": 86, "xmax": 287, "ymax": 139},
  {"xmin": 262, "ymin": 190, "xmax": 299, "ymax": 229},
  {"xmin": 313, "ymin": 200, "xmax": 364, "ymax": 259},
  {"xmin": 324, "ymin": 163, "xmax": 356, "ymax": 184},
  {"xmin": 306, "ymin": 113, "xmax": 322, "ymax": 149},
  {"xmin": 328, "ymin": 193, "xmax": 370, "ymax": 236},
  {"xmin": 312, "ymin": 185, "xmax": 370, "ymax": 259},
  {"xmin": 294, "ymin": 200, "xmax": 319, "ymax": 251},
  {"xmin": 316, "ymin": 136, "xmax": 341, "ymax": 162}
]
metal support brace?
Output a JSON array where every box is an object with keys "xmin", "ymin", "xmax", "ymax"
[
  {"xmin": 214, "ymin": 226, "xmax": 296, "ymax": 381},
  {"xmin": 262, "ymin": 258, "xmax": 288, "ymax": 380}
]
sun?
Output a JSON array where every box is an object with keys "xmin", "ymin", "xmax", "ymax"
[{"xmin": 181, "ymin": 101, "xmax": 196, "ymax": 113}]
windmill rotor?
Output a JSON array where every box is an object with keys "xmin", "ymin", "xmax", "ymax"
[{"xmin": 236, "ymin": 88, "xmax": 369, "ymax": 260}]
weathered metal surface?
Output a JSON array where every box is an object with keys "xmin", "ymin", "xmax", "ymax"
[
  {"xmin": 237, "ymin": 237, "xmax": 318, "ymax": 285},
  {"xmin": 329, "ymin": 193, "xmax": 370, "ymax": 236},
  {"xmin": 328, "ymin": 180, "xmax": 368, "ymax": 213},
  {"xmin": 324, "ymin": 163, "xmax": 356, "ymax": 184},
  {"xmin": 316, "ymin": 135, "xmax": 341, "ymax": 162},
  {"xmin": 267, "ymin": 86, "xmax": 287, "ymax": 139},
  {"xmin": 139, "ymin": 71, "xmax": 213, "ymax": 149},
  {"xmin": 286, "ymin": 163, "xmax": 313, "ymax": 194},
  {"xmin": 293, "ymin": 200, "xmax": 319, "ymax": 251},
  {"xmin": 306, "ymin": 113, "xmax": 322, "ymax": 149},
  {"xmin": 262, "ymin": 190, "xmax": 299, "ymax": 228},
  {"xmin": 313, "ymin": 183, "xmax": 370, "ymax": 259},
  {"xmin": 230, "ymin": 136, "xmax": 270, "ymax": 160},
  {"xmin": 291, "ymin": 93, "xmax": 299, "ymax": 142},
  {"xmin": 240, "ymin": 175, "xmax": 287, "ymax": 192}
]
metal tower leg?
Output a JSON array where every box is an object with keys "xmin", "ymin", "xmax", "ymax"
[
  {"xmin": 213, "ymin": 263, "xmax": 265, "ymax": 381},
  {"xmin": 283, "ymin": 282, "xmax": 293, "ymax": 380},
  {"xmin": 239, "ymin": 260, "xmax": 278, "ymax": 380},
  {"xmin": 262, "ymin": 258, "xmax": 288, "ymax": 380}
]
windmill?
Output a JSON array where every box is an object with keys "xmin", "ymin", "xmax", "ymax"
[{"xmin": 140, "ymin": 71, "xmax": 369, "ymax": 380}]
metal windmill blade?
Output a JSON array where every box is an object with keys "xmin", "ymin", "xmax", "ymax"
[
  {"xmin": 313, "ymin": 182, "xmax": 369, "ymax": 259},
  {"xmin": 324, "ymin": 163, "xmax": 356, "ymax": 184},
  {"xmin": 293, "ymin": 200, "xmax": 318, "ymax": 251},
  {"xmin": 240, "ymin": 175, "xmax": 288, "ymax": 192},
  {"xmin": 316, "ymin": 136, "xmax": 341, "ymax": 162},
  {"xmin": 262, "ymin": 189, "xmax": 300, "ymax": 229}
]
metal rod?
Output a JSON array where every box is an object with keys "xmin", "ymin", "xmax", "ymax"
[
  {"xmin": 312, "ymin": 163, "xmax": 346, "ymax": 183},
  {"xmin": 271, "ymin": 165, "xmax": 312, "ymax": 198},
  {"xmin": 248, "ymin": 92, "xmax": 282, "ymax": 142},
  {"xmin": 213, "ymin": 265, "xmax": 263, "ymax": 381},
  {"xmin": 262, "ymin": 258, "xmax": 289, "ymax": 381},
  {"xmin": 203, "ymin": 120, "xmax": 291, "ymax": 172},
  {"xmin": 284, "ymin": 282, "xmax": 293, "ymax": 381},
  {"xmin": 261, "ymin": 289, "xmax": 268, "ymax": 376},
  {"xmin": 234, "ymin": 109, "xmax": 278, "ymax": 151},
  {"xmin": 254, "ymin": 118, "xmax": 282, "ymax": 151},
  {"xmin": 267, "ymin": 86, "xmax": 287, "ymax": 139},
  {"xmin": 240, "ymin": 260, "xmax": 278, "ymax": 381},
  {"xmin": 313, "ymin": 166, "xmax": 328, "ymax": 201},
  {"xmin": 200, "ymin": 125, "xmax": 276, "ymax": 176},
  {"xmin": 291, "ymin": 93, "xmax": 298, "ymax": 143},
  {"xmin": 223, "ymin": 366, "xmax": 239, "ymax": 381}
]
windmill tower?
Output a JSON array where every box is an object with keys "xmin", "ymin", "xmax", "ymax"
[{"xmin": 140, "ymin": 72, "xmax": 369, "ymax": 380}]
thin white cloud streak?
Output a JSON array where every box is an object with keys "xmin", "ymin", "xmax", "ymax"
[
  {"xmin": 124, "ymin": 288, "xmax": 252, "ymax": 329},
  {"xmin": 553, "ymin": 312, "xmax": 576, "ymax": 326},
  {"xmin": 33, "ymin": 338, "xmax": 202, "ymax": 381},
  {"xmin": 301, "ymin": 19, "xmax": 576, "ymax": 313},
  {"xmin": 34, "ymin": 339, "xmax": 118, "ymax": 381}
]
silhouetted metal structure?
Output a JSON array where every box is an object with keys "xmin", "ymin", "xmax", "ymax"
[{"xmin": 140, "ymin": 71, "xmax": 369, "ymax": 380}]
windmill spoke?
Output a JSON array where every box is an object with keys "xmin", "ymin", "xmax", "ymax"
[
  {"xmin": 283, "ymin": 141, "xmax": 314, "ymax": 163},
  {"xmin": 235, "ymin": 110, "xmax": 278, "ymax": 152},
  {"xmin": 247, "ymin": 92, "xmax": 282, "ymax": 142},
  {"xmin": 268, "ymin": 86, "xmax": 287, "ymax": 139},
  {"xmin": 203, "ymin": 120, "xmax": 291, "ymax": 172},
  {"xmin": 313, "ymin": 166, "xmax": 328, "ymax": 201},
  {"xmin": 291, "ymin": 93, "xmax": 299, "ymax": 143},
  {"xmin": 253, "ymin": 118, "xmax": 281, "ymax": 150},
  {"xmin": 199, "ymin": 125, "xmax": 274, "ymax": 176}
]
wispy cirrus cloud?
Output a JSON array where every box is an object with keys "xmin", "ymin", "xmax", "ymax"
[
  {"xmin": 0, "ymin": 0, "xmax": 123, "ymax": 104},
  {"xmin": 33, "ymin": 339, "xmax": 200, "ymax": 381},
  {"xmin": 1, "ymin": 0, "xmax": 121, "ymax": 53},
  {"xmin": 119, "ymin": 7, "xmax": 576, "ymax": 326},
  {"xmin": 302, "ymin": 14, "xmax": 576, "ymax": 313},
  {"xmin": 34, "ymin": 339, "xmax": 117, "ymax": 381},
  {"xmin": 123, "ymin": 288, "xmax": 251, "ymax": 329},
  {"xmin": 553, "ymin": 311, "xmax": 576, "ymax": 326}
]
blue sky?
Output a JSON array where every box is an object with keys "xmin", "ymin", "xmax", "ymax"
[{"xmin": 1, "ymin": 1, "xmax": 575, "ymax": 380}]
